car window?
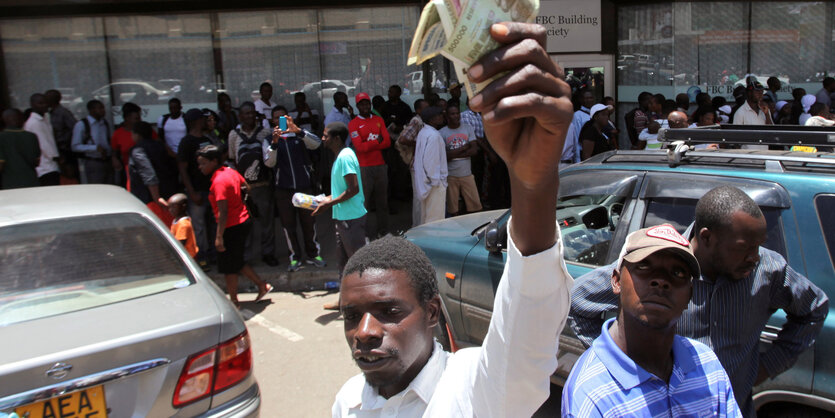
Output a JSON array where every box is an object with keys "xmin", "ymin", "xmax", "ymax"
[
  {"xmin": 0, "ymin": 213, "xmax": 194, "ymax": 327},
  {"xmin": 644, "ymin": 197, "xmax": 787, "ymax": 257},
  {"xmin": 815, "ymin": 194, "xmax": 835, "ymax": 270},
  {"xmin": 558, "ymin": 172, "xmax": 639, "ymax": 267}
]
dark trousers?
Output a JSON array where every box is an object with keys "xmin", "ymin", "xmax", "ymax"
[
  {"xmin": 361, "ymin": 164, "xmax": 388, "ymax": 238},
  {"xmin": 244, "ymin": 183, "xmax": 275, "ymax": 261},
  {"xmin": 335, "ymin": 215, "xmax": 367, "ymax": 277},
  {"xmin": 79, "ymin": 158, "xmax": 114, "ymax": 184},
  {"xmin": 276, "ymin": 187, "xmax": 320, "ymax": 263},
  {"xmin": 38, "ymin": 171, "xmax": 60, "ymax": 186}
]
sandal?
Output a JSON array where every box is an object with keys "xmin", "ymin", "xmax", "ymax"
[{"xmin": 255, "ymin": 284, "xmax": 274, "ymax": 302}]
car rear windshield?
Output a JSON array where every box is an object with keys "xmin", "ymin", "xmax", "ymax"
[{"xmin": 0, "ymin": 213, "xmax": 194, "ymax": 327}]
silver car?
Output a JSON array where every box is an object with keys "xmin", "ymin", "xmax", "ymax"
[{"xmin": 0, "ymin": 185, "xmax": 260, "ymax": 417}]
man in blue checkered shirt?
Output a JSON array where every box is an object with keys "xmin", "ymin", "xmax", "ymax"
[{"xmin": 563, "ymin": 224, "xmax": 742, "ymax": 417}]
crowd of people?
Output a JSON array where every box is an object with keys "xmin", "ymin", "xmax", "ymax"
[
  {"xmin": 0, "ymin": 79, "xmax": 515, "ymax": 306},
  {"xmin": 560, "ymin": 75, "xmax": 835, "ymax": 162}
]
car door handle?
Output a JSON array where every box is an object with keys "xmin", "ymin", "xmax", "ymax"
[{"xmin": 760, "ymin": 324, "xmax": 781, "ymax": 344}]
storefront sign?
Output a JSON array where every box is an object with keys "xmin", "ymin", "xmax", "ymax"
[{"xmin": 537, "ymin": 0, "xmax": 601, "ymax": 53}]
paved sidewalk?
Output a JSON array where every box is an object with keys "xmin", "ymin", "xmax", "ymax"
[{"xmin": 208, "ymin": 197, "xmax": 415, "ymax": 293}]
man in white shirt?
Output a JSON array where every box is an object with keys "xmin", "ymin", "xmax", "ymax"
[
  {"xmin": 254, "ymin": 82, "xmax": 276, "ymax": 123},
  {"xmin": 157, "ymin": 98, "xmax": 186, "ymax": 153},
  {"xmin": 23, "ymin": 93, "xmax": 61, "ymax": 185},
  {"xmin": 71, "ymin": 99, "xmax": 112, "ymax": 184},
  {"xmin": 733, "ymin": 78, "xmax": 772, "ymax": 150},
  {"xmin": 325, "ymin": 92, "xmax": 354, "ymax": 127},
  {"xmin": 412, "ymin": 106, "xmax": 448, "ymax": 225},
  {"xmin": 332, "ymin": 21, "xmax": 575, "ymax": 417}
]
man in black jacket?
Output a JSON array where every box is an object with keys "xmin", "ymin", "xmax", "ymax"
[{"xmin": 265, "ymin": 106, "xmax": 327, "ymax": 272}]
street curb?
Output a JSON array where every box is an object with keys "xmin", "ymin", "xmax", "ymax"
[{"xmin": 208, "ymin": 266, "xmax": 340, "ymax": 293}]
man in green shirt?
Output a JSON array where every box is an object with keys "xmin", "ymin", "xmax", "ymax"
[
  {"xmin": 313, "ymin": 121, "xmax": 367, "ymax": 310},
  {"xmin": 0, "ymin": 109, "xmax": 41, "ymax": 189}
]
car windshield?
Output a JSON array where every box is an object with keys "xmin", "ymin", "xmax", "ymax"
[{"xmin": 0, "ymin": 213, "xmax": 194, "ymax": 327}]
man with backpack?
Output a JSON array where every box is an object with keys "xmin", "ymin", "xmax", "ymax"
[
  {"xmin": 228, "ymin": 101, "xmax": 278, "ymax": 267},
  {"xmin": 71, "ymin": 99, "xmax": 113, "ymax": 184},
  {"xmin": 157, "ymin": 98, "xmax": 186, "ymax": 153}
]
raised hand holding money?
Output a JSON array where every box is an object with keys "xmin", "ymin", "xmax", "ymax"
[
  {"xmin": 468, "ymin": 22, "xmax": 572, "ymax": 254},
  {"xmin": 408, "ymin": 0, "xmax": 539, "ymax": 97}
]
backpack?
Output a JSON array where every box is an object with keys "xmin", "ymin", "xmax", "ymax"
[
  {"xmin": 235, "ymin": 126, "xmax": 271, "ymax": 184},
  {"xmin": 79, "ymin": 118, "xmax": 110, "ymax": 157},
  {"xmin": 158, "ymin": 114, "xmax": 172, "ymax": 143}
]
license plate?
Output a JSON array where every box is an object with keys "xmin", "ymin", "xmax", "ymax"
[{"xmin": 15, "ymin": 385, "xmax": 107, "ymax": 418}]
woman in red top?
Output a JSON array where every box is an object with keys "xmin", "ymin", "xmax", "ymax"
[{"xmin": 197, "ymin": 145, "xmax": 272, "ymax": 306}]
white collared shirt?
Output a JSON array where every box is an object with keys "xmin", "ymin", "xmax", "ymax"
[
  {"xmin": 23, "ymin": 112, "xmax": 60, "ymax": 176},
  {"xmin": 255, "ymin": 99, "xmax": 275, "ymax": 121},
  {"xmin": 332, "ymin": 221, "xmax": 573, "ymax": 417},
  {"xmin": 733, "ymin": 101, "xmax": 769, "ymax": 150}
]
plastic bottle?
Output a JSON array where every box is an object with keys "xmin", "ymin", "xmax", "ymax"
[{"xmin": 292, "ymin": 192, "xmax": 319, "ymax": 210}]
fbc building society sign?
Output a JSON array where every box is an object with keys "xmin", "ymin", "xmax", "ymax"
[{"xmin": 537, "ymin": 0, "xmax": 602, "ymax": 53}]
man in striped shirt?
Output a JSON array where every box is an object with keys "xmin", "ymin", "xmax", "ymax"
[
  {"xmin": 562, "ymin": 224, "xmax": 741, "ymax": 417},
  {"xmin": 570, "ymin": 186, "xmax": 829, "ymax": 416}
]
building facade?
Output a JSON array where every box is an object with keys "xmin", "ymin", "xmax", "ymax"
[{"xmin": 1, "ymin": 1, "xmax": 834, "ymax": 134}]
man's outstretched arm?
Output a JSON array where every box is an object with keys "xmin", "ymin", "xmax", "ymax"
[{"xmin": 466, "ymin": 21, "xmax": 574, "ymax": 417}]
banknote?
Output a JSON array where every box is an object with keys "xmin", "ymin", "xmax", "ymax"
[
  {"xmin": 441, "ymin": 0, "xmax": 539, "ymax": 96},
  {"xmin": 409, "ymin": 0, "xmax": 539, "ymax": 96},
  {"xmin": 407, "ymin": 2, "xmax": 447, "ymax": 66},
  {"xmin": 441, "ymin": 0, "xmax": 538, "ymax": 68},
  {"xmin": 434, "ymin": 0, "xmax": 460, "ymax": 35}
]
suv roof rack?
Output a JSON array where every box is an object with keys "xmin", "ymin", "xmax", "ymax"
[{"xmin": 658, "ymin": 124, "xmax": 835, "ymax": 147}]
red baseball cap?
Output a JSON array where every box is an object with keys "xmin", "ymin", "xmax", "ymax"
[{"xmin": 355, "ymin": 92, "xmax": 371, "ymax": 104}]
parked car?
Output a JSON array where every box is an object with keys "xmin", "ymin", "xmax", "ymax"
[
  {"xmin": 0, "ymin": 185, "xmax": 260, "ymax": 417},
  {"xmin": 405, "ymin": 126, "xmax": 835, "ymax": 416},
  {"xmin": 89, "ymin": 81, "xmax": 173, "ymax": 106},
  {"xmin": 294, "ymin": 79, "xmax": 355, "ymax": 102}
]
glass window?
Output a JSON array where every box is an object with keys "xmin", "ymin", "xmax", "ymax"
[
  {"xmin": 104, "ymin": 14, "xmax": 216, "ymax": 123},
  {"xmin": 0, "ymin": 214, "xmax": 193, "ymax": 327},
  {"xmin": 218, "ymin": 10, "xmax": 321, "ymax": 110},
  {"xmin": 0, "ymin": 17, "xmax": 109, "ymax": 120},
  {"xmin": 557, "ymin": 172, "xmax": 638, "ymax": 267},
  {"xmin": 815, "ymin": 194, "xmax": 835, "ymax": 270},
  {"xmin": 644, "ymin": 197, "xmax": 787, "ymax": 257},
  {"xmin": 319, "ymin": 7, "xmax": 420, "ymax": 116}
]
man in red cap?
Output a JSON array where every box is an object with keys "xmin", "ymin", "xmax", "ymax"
[{"xmin": 348, "ymin": 92, "xmax": 392, "ymax": 239}]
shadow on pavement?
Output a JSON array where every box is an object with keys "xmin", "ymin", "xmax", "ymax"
[
  {"xmin": 315, "ymin": 311, "xmax": 342, "ymax": 326},
  {"xmin": 238, "ymin": 299, "xmax": 273, "ymax": 317}
]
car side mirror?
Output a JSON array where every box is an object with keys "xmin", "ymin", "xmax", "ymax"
[{"xmin": 484, "ymin": 220, "xmax": 505, "ymax": 253}]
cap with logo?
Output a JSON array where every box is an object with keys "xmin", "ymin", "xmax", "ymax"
[
  {"xmin": 355, "ymin": 92, "xmax": 371, "ymax": 104},
  {"xmin": 617, "ymin": 224, "xmax": 700, "ymax": 279},
  {"xmin": 746, "ymin": 76, "xmax": 765, "ymax": 91}
]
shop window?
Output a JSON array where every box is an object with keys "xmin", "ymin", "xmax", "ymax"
[{"xmin": 1, "ymin": 17, "xmax": 109, "ymax": 120}]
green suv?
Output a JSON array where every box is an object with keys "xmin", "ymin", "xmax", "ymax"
[{"xmin": 405, "ymin": 126, "xmax": 835, "ymax": 416}]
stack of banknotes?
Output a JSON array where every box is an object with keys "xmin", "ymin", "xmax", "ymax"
[{"xmin": 407, "ymin": 0, "xmax": 540, "ymax": 97}]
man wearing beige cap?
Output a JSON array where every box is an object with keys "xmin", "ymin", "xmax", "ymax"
[{"xmin": 563, "ymin": 225, "xmax": 741, "ymax": 417}]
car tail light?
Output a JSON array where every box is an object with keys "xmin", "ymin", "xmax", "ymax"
[
  {"xmin": 173, "ymin": 331, "xmax": 252, "ymax": 408},
  {"xmin": 214, "ymin": 333, "xmax": 252, "ymax": 392}
]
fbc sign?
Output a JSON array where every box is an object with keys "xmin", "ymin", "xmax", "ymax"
[{"xmin": 538, "ymin": 0, "xmax": 602, "ymax": 53}]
